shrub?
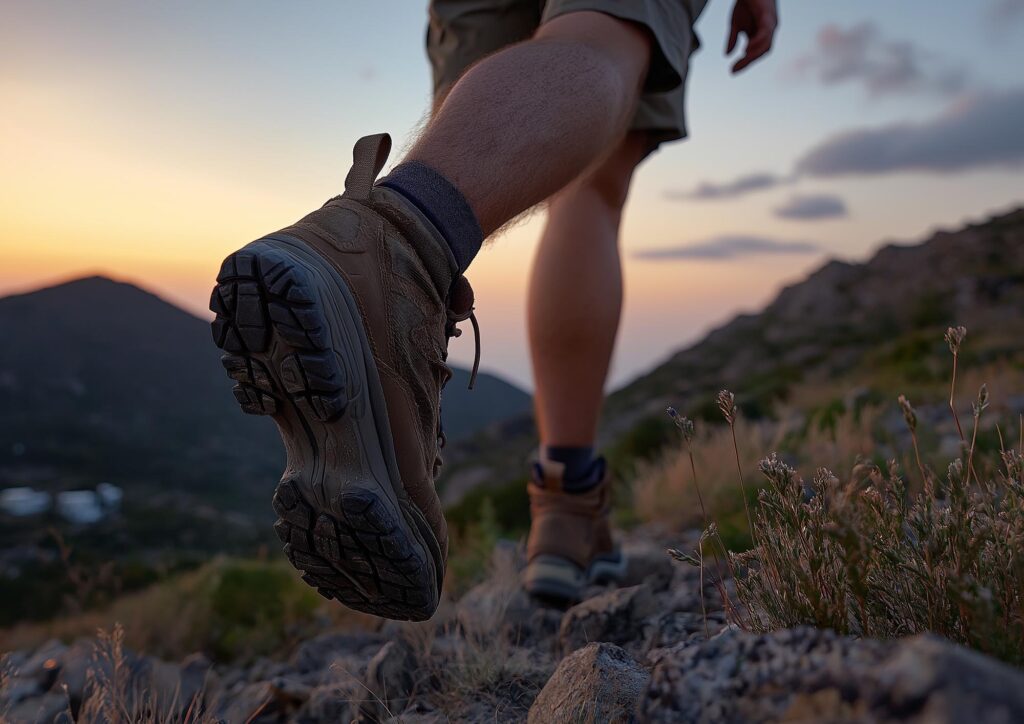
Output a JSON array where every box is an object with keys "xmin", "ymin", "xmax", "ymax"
[
  {"xmin": 707, "ymin": 326, "xmax": 1024, "ymax": 665},
  {"xmin": 733, "ymin": 448, "xmax": 1024, "ymax": 664}
]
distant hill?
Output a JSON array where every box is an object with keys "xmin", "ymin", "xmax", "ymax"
[
  {"xmin": 606, "ymin": 206, "xmax": 1024, "ymax": 429},
  {"xmin": 0, "ymin": 276, "xmax": 531, "ymax": 513}
]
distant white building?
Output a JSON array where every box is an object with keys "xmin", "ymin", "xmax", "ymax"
[
  {"xmin": 96, "ymin": 482, "xmax": 123, "ymax": 508},
  {"xmin": 56, "ymin": 490, "xmax": 104, "ymax": 524},
  {"xmin": 1, "ymin": 483, "xmax": 124, "ymax": 524},
  {"xmin": 0, "ymin": 487, "xmax": 52, "ymax": 517}
]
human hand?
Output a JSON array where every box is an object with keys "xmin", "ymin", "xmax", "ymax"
[{"xmin": 726, "ymin": 0, "xmax": 778, "ymax": 74}]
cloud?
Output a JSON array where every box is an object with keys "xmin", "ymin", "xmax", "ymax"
[
  {"xmin": 634, "ymin": 235, "xmax": 820, "ymax": 261},
  {"xmin": 792, "ymin": 22, "xmax": 967, "ymax": 98},
  {"xmin": 665, "ymin": 172, "xmax": 789, "ymax": 201},
  {"xmin": 990, "ymin": 0, "xmax": 1024, "ymax": 23},
  {"xmin": 774, "ymin": 194, "xmax": 848, "ymax": 220},
  {"xmin": 795, "ymin": 88, "xmax": 1024, "ymax": 177}
]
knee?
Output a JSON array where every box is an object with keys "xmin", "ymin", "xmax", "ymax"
[{"xmin": 578, "ymin": 133, "xmax": 653, "ymax": 211}]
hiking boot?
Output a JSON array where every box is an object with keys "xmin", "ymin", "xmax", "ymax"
[
  {"xmin": 209, "ymin": 133, "xmax": 479, "ymax": 621},
  {"xmin": 522, "ymin": 458, "xmax": 626, "ymax": 604}
]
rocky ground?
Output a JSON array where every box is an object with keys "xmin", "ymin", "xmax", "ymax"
[{"xmin": 3, "ymin": 526, "xmax": 1024, "ymax": 723}]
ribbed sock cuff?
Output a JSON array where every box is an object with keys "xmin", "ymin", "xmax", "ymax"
[
  {"xmin": 543, "ymin": 446, "xmax": 602, "ymax": 492},
  {"xmin": 378, "ymin": 161, "xmax": 483, "ymax": 273}
]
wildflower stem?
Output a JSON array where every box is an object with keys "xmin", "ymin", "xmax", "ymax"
[
  {"xmin": 950, "ymin": 351, "xmax": 966, "ymax": 444},
  {"xmin": 910, "ymin": 429, "xmax": 928, "ymax": 488},
  {"xmin": 730, "ymin": 423, "xmax": 756, "ymax": 542},
  {"xmin": 698, "ymin": 538, "xmax": 709, "ymax": 639}
]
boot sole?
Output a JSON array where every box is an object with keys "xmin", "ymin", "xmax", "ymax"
[
  {"xmin": 210, "ymin": 235, "xmax": 442, "ymax": 621},
  {"xmin": 523, "ymin": 552, "xmax": 627, "ymax": 606}
]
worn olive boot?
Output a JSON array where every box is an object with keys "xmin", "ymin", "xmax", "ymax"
[
  {"xmin": 210, "ymin": 134, "xmax": 478, "ymax": 621},
  {"xmin": 523, "ymin": 458, "xmax": 626, "ymax": 604}
]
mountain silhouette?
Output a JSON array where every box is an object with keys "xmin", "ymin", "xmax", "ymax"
[{"xmin": 0, "ymin": 276, "xmax": 530, "ymax": 513}]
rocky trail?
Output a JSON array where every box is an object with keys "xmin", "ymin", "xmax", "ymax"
[{"xmin": 4, "ymin": 525, "xmax": 1024, "ymax": 723}]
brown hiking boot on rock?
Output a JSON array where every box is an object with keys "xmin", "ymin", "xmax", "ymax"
[
  {"xmin": 523, "ymin": 458, "xmax": 626, "ymax": 604},
  {"xmin": 209, "ymin": 134, "xmax": 479, "ymax": 621}
]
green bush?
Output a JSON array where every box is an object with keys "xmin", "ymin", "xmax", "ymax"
[{"xmin": 205, "ymin": 560, "xmax": 321, "ymax": 660}]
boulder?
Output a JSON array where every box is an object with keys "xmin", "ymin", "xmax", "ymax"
[
  {"xmin": 618, "ymin": 542, "xmax": 676, "ymax": 592},
  {"xmin": 6, "ymin": 691, "xmax": 68, "ymax": 724},
  {"xmin": 218, "ymin": 681, "xmax": 276, "ymax": 723},
  {"xmin": 640, "ymin": 627, "xmax": 1024, "ymax": 723},
  {"xmin": 529, "ymin": 643, "xmax": 649, "ymax": 724},
  {"xmin": 147, "ymin": 652, "xmax": 215, "ymax": 715},
  {"xmin": 290, "ymin": 631, "xmax": 383, "ymax": 675},
  {"xmin": 457, "ymin": 578, "xmax": 534, "ymax": 639},
  {"xmin": 641, "ymin": 611, "xmax": 724, "ymax": 654},
  {"xmin": 559, "ymin": 585, "xmax": 658, "ymax": 655},
  {"xmin": 295, "ymin": 683, "xmax": 356, "ymax": 723}
]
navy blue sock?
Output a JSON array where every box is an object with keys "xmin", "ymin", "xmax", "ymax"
[
  {"xmin": 377, "ymin": 161, "xmax": 483, "ymax": 273},
  {"xmin": 544, "ymin": 446, "xmax": 602, "ymax": 492}
]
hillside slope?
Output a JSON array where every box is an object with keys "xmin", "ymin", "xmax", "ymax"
[
  {"xmin": 440, "ymin": 207, "xmax": 1024, "ymax": 509},
  {"xmin": 0, "ymin": 275, "xmax": 530, "ymax": 511},
  {"xmin": 607, "ymin": 206, "xmax": 1024, "ymax": 428}
]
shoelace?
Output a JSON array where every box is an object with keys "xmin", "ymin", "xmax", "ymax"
[{"xmin": 435, "ymin": 275, "xmax": 480, "ymax": 460}]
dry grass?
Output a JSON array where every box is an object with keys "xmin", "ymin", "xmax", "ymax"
[
  {"xmin": 1, "ymin": 625, "xmax": 222, "ymax": 724},
  {"xmin": 734, "ymin": 444, "xmax": 1024, "ymax": 664},
  {"xmin": 1, "ymin": 557, "xmax": 375, "ymax": 662},
  {"xmin": 75, "ymin": 625, "xmax": 221, "ymax": 723},
  {"xmin": 669, "ymin": 326, "xmax": 1024, "ymax": 665},
  {"xmin": 633, "ymin": 417, "xmax": 782, "ymax": 533},
  {"xmin": 633, "ymin": 403, "xmax": 883, "ymax": 551},
  {"xmin": 427, "ymin": 549, "xmax": 552, "ymax": 719}
]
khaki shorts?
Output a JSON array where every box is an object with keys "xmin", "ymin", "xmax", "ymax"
[{"xmin": 427, "ymin": 0, "xmax": 708, "ymax": 147}]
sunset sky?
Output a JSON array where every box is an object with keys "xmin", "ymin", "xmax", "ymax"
[{"xmin": 2, "ymin": 1, "xmax": 1023, "ymax": 389}]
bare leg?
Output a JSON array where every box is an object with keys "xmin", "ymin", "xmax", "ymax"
[
  {"xmin": 528, "ymin": 132, "xmax": 651, "ymax": 447},
  {"xmin": 405, "ymin": 11, "xmax": 651, "ymax": 235}
]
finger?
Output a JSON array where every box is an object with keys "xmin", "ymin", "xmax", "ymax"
[
  {"xmin": 732, "ymin": 34, "xmax": 773, "ymax": 73},
  {"xmin": 726, "ymin": 23, "xmax": 739, "ymax": 54}
]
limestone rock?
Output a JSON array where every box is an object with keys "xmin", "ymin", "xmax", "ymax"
[
  {"xmin": 529, "ymin": 643, "xmax": 649, "ymax": 724},
  {"xmin": 6, "ymin": 691, "xmax": 68, "ymax": 724},
  {"xmin": 640, "ymin": 627, "xmax": 1024, "ymax": 723},
  {"xmin": 559, "ymin": 585, "xmax": 658, "ymax": 655}
]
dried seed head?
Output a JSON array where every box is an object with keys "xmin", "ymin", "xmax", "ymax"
[
  {"xmin": 717, "ymin": 390, "xmax": 737, "ymax": 425},
  {"xmin": 813, "ymin": 467, "xmax": 840, "ymax": 492},
  {"xmin": 898, "ymin": 394, "xmax": 917, "ymax": 432},
  {"xmin": 667, "ymin": 407, "xmax": 696, "ymax": 443},
  {"xmin": 759, "ymin": 452, "xmax": 797, "ymax": 481},
  {"xmin": 667, "ymin": 548, "xmax": 701, "ymax": 566},
  {"xmin": 945, "ymin": 325, "xmax": 967, "ymax": 355},
  {"xmin": 973, "ymin": 384, "xmax": 990, "ymax": 417}
]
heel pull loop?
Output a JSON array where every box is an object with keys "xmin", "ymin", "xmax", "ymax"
[{"xmin": 343, "ymin": 133, "xmax": 392, "ymax": 200}]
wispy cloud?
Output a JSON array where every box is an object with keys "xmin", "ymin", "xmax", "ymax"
[
  {"xmin": 634, "ymin": 235, "xmax": 820, "ymax": 261},
  {"xmin": 791, "ymin": 22, "xmax": 968, "ymax": 98},
  {"xmin": 990, "ymin": 0, "xmax": 1024, "ymax": 23},
  {"xmin": 796, "ymin": 88, "xmax": 1024, "ymax": 176},
  {"xmin": 774, "ymin": 194, "xmax": 848, "ymax": 220},
  {"xmin": 986, "ymin": 0, "xmax": 1024, "ymax": 40},
  {"xmin": 664, "ymin": 172, "xmax": 790, "ymax": 201},
  {"xmin": 671, "ymin": 88, "xmax": 1024, "ymax": 202}
]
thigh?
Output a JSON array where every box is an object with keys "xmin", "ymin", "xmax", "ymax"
[
  {"xmin": 541, "ymin": 0, "xmax": 709, "ymax": 147},
  {"xmin": 427, "ymin": 0, "xmax": 544, "ymax": 106}
]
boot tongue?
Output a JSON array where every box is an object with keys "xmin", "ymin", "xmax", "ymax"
[
  {"xmin": 343, "ymin": 133, "xmax": 392, "ymax": 200},
  {"xmin": 533, "ymin": 460, "xmax": 567, "ymax": 492}
]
